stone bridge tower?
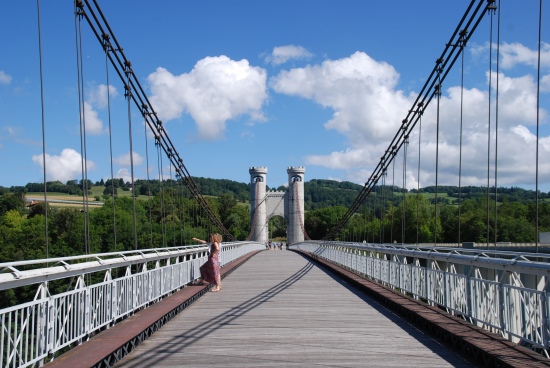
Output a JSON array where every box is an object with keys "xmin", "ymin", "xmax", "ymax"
[{"xmin": 249, "ymin": 166, "xmax": 306, "ymax": 245}]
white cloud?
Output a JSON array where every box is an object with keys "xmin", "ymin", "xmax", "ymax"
[
  {"xmin": 113, "ymin": 151, "xmax": 144, "ymax": 166},
  {"xmin": 499, "ymin": 42, "xmax": 550, "ymax": 70},
  {"xmin": 79, "ymin": 85, "xmax": 118, "ymax": 135},
  {"xmin": 272, "ymin": 51, "xmax": 411, "ymax": 150},
  {"xmin": 265, "ymin": 45, "xmax": 314, "ymax": 65},
  {"xmin": 32, "ymin": 148, "xmax": 96, "ymax": 183},
  {"xmin": 147, "ymin": 55, "xmax": 268, "ymax": 140},
  {"xmin": 2, "ymin": 126, "xmax": 18, "ymax": 137},
  {"xmin": 470, "ymin": 41, "xmax": 550, "ymax": 70},
  {"xmin": 115, "ymin": 168, "xmax": 132, "ymax": 184},
  {"xmin": 272, "ymin": 48, "xmax": 550, "ymax": 188},
  {"xmin": 82, "ymin": 102, "xmax": 106, "ymax": 135},
  {"xmin": 0, "ymin": 70, "xmax": 12, "ymax": 85},
  {"xmin": 88, "ymin": 84, "xmax": 118, "ymax": 108}
]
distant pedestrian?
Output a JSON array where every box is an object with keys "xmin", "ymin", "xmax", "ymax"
[{"xmin": 193, "ymin": 233, "xmax": 222, "ymax": 292}]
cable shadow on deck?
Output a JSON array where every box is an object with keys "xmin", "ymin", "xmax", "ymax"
[
  {"xmin": 115, "ymin": 261, "xmax": 315, "ymax": 367},
  {"xmin": 292, "ymin": 252, "xmax": 477, "ymax": 367}
]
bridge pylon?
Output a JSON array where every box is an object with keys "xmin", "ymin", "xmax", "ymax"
[
  {"xmin": 249, "ymin": 167, "xmax": 268, "ymax": 244},
  {"xmin": 286, "ymin": 166, "xmax": 305, "ymax": 244},
  {"xmin": 248, "ymin": 166, "xmax": 306, "ymax": 245}
]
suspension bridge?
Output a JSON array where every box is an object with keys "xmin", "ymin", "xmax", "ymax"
[{"xmin": 2, "ymin": 0, "xmax": 550, "ymax": 367}]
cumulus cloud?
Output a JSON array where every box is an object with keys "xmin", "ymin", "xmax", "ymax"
[
  {"xmin": 272, "ymin": 48, "xmax": 550, "ymax": 188},
  {"xmin": 499, "ymin": 42, "xmax": 550, "ymax": 70},
  {"xmin": 265, "ymin": 45, "xmax": 314, "ymax": 65},
  {"xmin": 147, "ymin": 55, "xmax": 268, "ymax": 139},
  {"xmin": 113, "ymin": 151, "xmax": 144, "ymax": 166},
  {"xmin": 0, "ymin": 70, "xmax": 12, "ymax": 85},
  {"xmin": 80, "ymin": 84, "xmax": 119, "ymax": 135},
  {"xmin": 272, "ymin": 51, "xmax": 411, "ymax": 145},
  {"xmin": 470, "ymin": 41, "xmax": 550, "ymax": 70},
  {"xmin": 115, "ymin": 168, "xmax": 132, "ymax": 184},
  {"xmin": 87, "ymin": 84, "xmax": 118, "ymax": 108},
  {"xmin": 32, "ymin": 148, "xmax": 96, "ymax": 183},
  {"xmin": 82, "ymin": 102, "xmax": 106, "ymax": 135}
]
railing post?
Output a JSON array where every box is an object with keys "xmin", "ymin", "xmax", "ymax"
[
  {"xmin": 85, "ymin": 283, "xmax": 91, "ymax": 342},
  {"xmin": 47, "ymin": 283, "xmax": 55, "ymax": 361},
  {"xmin": 542, "ymin": 289, "xmax": 549, "ymax": 348},
  {"xmin": 37, "ymin": 282, "xmax": 49, "ymax": 366}
]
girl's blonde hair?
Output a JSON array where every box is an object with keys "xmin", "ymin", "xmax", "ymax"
[{"xmin": 210, "ymin": 233, "xmax": 222, "ymax": 243}]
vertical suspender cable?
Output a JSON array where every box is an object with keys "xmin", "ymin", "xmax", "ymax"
[
  {"xmin": 144, "ymin": 120, "xmax": 153, "ymax": 247},
  {"xmin": 103, "ymin": 34, "xmax": 117, "ymax": 251},
  {"xmin": 36, "ymin": 0, "xmax": 49, "ymax": 259},
  {"xmin": 494, "ymin": 1, "xmax": 501, "ymax": 247},
  {"xmin": 402, "ymin": 136, "xmax": 408, "ymax": 244},
  {"xmin": 391, "ymin": 159, "xmax": 395, "ymax": 243},
  {"xmin": 366, "ymin": 197, "xmax": 370, "ymax": 243},
  {"xmin": 177, "ymin": 176, "xmax": 185, "ymax": 245},
  {"xmin": 169, "ymin": 163, "xmax": 176, "ymax": 247},
  {"xmin": 434, "ymin": 60, "xmax": 442, "ymax": 245},
  {"xmin": 381, "ymin": 171, "xmax": 386, "ymax": 243},
  {"xmin": 75, "ymin": 6, "xmax": 90, "ymax": 254},
  {"xmin": 416, "ymin": 102, "xmax": 423, "ymax": 244},
  {"xmin": 458, "ymin": 30, "xmax": 466, "ymax": 246},
  {"xmin": 156, "ymin": 139, "xmax": 166, "ymax": 247},
  {"xmin": 486, "ymin": 5, "xmax": 495, "ymax": 249},
  {"xmin": 373, "ymin": 187, "xmax": 377, "ymax": 243},
  {"xmin": 536, "ymin": 0, "xmax": 543, "ymax": 253},
  {"xmin": 124, "ymin": 68, "xmax": 138, "ymax": 250}
]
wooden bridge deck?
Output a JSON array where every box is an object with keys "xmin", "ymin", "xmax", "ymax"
[{"xmin": 113, "ymin": 250, "xmax": 473, "ymax": 367}]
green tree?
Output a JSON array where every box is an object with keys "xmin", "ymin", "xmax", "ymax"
[
  {"xmin": 0, "ymin": 193, "xmax": 25, "ymax": 216},
  {"xmin": 305, "ymin": 206, "xmax": 348, "ymax": 239}
]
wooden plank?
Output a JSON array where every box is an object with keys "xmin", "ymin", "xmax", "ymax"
[
  {"xmin": 302, "ymin": 250, "xmax": 550, "ymax": 368},
  {"xmin": 44, "ymin": 251, "xmax": 260, "ymax": 368},
  {"xmin": 113, "ymin": 250, "xmax": 473, "ymax": 367}
]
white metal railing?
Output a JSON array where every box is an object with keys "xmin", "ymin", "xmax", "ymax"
[
  {"xmin": 0, "ymin": 241, "xmax": 264, "ymax": 368},
  {"xmin": 291, "ymin": 241, "xmax": 550, "ymax": 354}
]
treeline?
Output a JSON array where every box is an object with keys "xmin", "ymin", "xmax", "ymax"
[
  {"xmin": 417, "ymin": 185, "xmax": 550, "ymax": 203},
  {"xmin": 0, "ymin": 189, "xmax": 249, "ymax": 259},
  {"xmin": 4, "ymin": 177, "xmax": 549, "ymax": 208},
  {"xmin": 5, "ymin": 177, "xmax": 252, "ymax": 202},
  {"xmin": 304, "ymin": 179, "xmax": 362, "ymax": 210},
  {"xmin": 305, "ymin": 195, "xmax": 550, "ymax": 244}
]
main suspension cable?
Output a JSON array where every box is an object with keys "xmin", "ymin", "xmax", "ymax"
[
  {"xmin": 77, "ymin": 0, "xmax": 234, "ymax": 240},
  {"xmin": 323, "ymin": 0, "xmax": 491, "ymax": 240}
]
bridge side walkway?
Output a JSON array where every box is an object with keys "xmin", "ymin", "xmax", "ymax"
[{"xmin": 113, "ymin": 250, "xmax": 473, "ymax": 367}]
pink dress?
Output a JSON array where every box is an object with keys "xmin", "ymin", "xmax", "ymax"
[{"xmin": 199, "ymin": 242, "xmax": 220, "ymax": 286}]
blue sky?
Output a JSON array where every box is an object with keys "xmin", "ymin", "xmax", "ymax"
[{"xmin": 1, "ymin": 1, "xmax": 549, "ymax": 191}]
